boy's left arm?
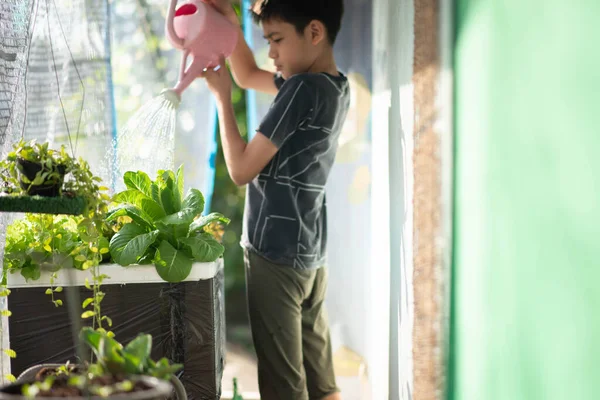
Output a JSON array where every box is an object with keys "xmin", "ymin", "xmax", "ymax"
[
  {"xmin": 215, "ymin": 97, "xmax": 278, "ymax": 186},
  {"xmin": 202, "ymin": 57, "xmax": 278, "ymax": 186}
]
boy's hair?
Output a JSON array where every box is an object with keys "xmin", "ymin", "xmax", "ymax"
[{"xmin": 251, "ymin": 0, "xmax": 344, "ymax": 45}]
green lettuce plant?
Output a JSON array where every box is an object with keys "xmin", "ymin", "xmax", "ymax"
[{"xmin": 107, "ymin": 166, "xmax": 229, "ymax": 282}]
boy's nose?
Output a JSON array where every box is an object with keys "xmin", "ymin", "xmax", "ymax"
[{"xmin": 268, "ymin": 47, "xmax": 277, "ymax": 59}]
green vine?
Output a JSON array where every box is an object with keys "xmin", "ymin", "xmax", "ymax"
[
  {"xmin": 0, "ymin": 286, "xmax": 15, "ymax": 383},
  {"xmin": 44, "ymin": 273, "xmax": 63, "ymax": 307},
  {"xmin": 81, "ymin": 263, "xmax": 113, "ymax": 337}
]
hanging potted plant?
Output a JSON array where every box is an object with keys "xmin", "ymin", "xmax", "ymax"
[
  {"xmin": 0, "ymin": 140, "xmax": 112, "ymax": 218},
  {"xmin": 5, "ymin": 141, "xmax": 69, "ymax": 197}
]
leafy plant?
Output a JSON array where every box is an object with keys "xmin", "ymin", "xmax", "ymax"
[
  {"xmin": 106, "ymin": 166, "xmax": 230, "ymax": 282},
  {"xmin": 79, "ymin": 327, "xmax": 182, "ymax": 380},
  {"xmin": 0, "ymin": 140, "xmax": 68, "ymax": 194},
  {"xmin": 0, "ymin": 286, "xmax": 15, "ymax": 383},
  {"xmin": 81, "ymin": 271, "xmax": 113, "ymax": 336},
  {"xmin": 21, "ymin": 367, "xmax": 137, "ymax": 398},
  {"xmin": 0, "ymin": 140, "xmax": 112, "ymax": 233},
  {"xmin": 18, "ymin": 329, "xmax": 180, "ymax": 398},
  {"xmin": 45, "ymin": 273, "xmax": 63, "ymax": 307},
  {"xmin": 3, "ymin": 214, "xmax": 111, "ymax": 282}
]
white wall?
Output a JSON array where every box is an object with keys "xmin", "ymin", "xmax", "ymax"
[
  {"xmin": 325, "ymin": 0, "xmax": 374, "ymax": 372},
  {"xmin": 370, "ymin": 0, "xmax": 415, "ymax": 399}
]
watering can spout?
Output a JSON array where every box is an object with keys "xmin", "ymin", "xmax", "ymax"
[{"xmin": 166, "ymin": 0, "xmax": 185, "ymax": 49}]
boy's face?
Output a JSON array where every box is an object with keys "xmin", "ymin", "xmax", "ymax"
[{"xmin": 262, "ymin": 19, "xmax": 318, "ymax": 80}]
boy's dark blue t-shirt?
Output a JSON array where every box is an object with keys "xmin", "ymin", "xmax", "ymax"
[{"xmin": 241, "ymin": 72, "xmax": 350, "ymax": 269}]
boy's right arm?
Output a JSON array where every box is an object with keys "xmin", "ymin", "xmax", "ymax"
[{"xmin": 205, "ymin": 0, "xmax": 278, "ymax": 95}]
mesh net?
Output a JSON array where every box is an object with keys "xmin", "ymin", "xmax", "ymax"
[
  {"xmin": 0, "ymin": 0, "xmax": 35, "ymax": 150},
  {"xmin": 19, "ymin": 0, "xmax": 115, "ymax": 184},
  {"xmin": 0, "ymin": 0, "xmax": 115, "ymax": 380}
]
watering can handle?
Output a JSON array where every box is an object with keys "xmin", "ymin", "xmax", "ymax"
[{"xmin": 166, "ymin": 0, "xmax": 184, "ymax": 49}]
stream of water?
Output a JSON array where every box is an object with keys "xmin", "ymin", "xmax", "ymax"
[{"xmin": 109, "ymin": 90, "xmax": 180, "ymax": 190}]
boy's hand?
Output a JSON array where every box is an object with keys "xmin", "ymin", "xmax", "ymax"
[{"xmin": 201, "ymin": 56, "xmax": 233, "ymax": 102}]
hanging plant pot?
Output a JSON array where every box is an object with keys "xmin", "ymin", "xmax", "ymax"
[
  {"xmin": 16, "ymin": 158, "xmax": 66, "ymax": 197},
  {"xmin": 18, "ymin": 182, "xmax": 61, "ymax": 197}
]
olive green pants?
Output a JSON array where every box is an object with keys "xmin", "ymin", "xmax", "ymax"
[{"xmin": 244, "ymin": 250, "xmax": 339, "ymax": 400}]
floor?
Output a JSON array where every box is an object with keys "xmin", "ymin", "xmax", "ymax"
[
  {"xmin": 221, "ymin": 341, "xmax": 260, "ymax": 399},
  {"xmin": 221, "ymin": 341, "xmax": 370, "ymax": 400}
]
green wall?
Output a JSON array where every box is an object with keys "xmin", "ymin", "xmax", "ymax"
[{"xmin": 451, "ymin": 1, "xmax": 600, "ymax": 399}]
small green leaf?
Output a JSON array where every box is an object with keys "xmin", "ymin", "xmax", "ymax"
[
  {"xmin": 1, "ymin": 310, "xmax": 12, "ymax": 317},
  {"xmin": 106, "ymin": 205, "xmax": 154, "ymax": 230},
  {"xmin": 94, "ymin": 386, "xmax": 113, "ymax": 398},
  {"xmin": 109, "ymin": 223, "xmax": 147, "ymax": 264},
  {"xmin": 176, "ymin": 165, "xmax": 185, "ymax": 199},
  {"xmin": 123, "ymin": 171, "xmax": 153, "ymax": 197},
  {"xmin": 169, "ymin": 175, "xmax": 181, "ymax": 212},
  {"xmin": 20, "ymin": 265, "xmax": 41, "ymax": 281},
  {"xmin": 79, "ymin": 327, "xmax": 102, "ymax": 352},
  {"xmin": 148, "ymin": 357, "xmax": 183, "ymax": 379},
  {"xmin": 68, "ymin": 375, "xmax": 85, "ymax": 388},
  {"xmin": 158, "ymin": 209, "xmax": 196, "ymax": 226},
  {"xmin": 160, "ymin": 187, "xmax": 177, "ymax": 215},
  {"xmin": 84, "ymin": 278, "xmax": 92, "ymax": 290},
  {"xmin": 4, "ymin": 374, "xmax": 16, "ymax": 383},
  {"xmin": 154, "ymin": 240, "xmax": 193, "ymax": 282},
  {"xmin": 118, "ymin": 230, "xmax": 160, "ymax": 266},
  {"xmin": 155, "ymin": 220, "xmax": 190, "ymax": 243},
  {"xmin": 54, "ymin": 299, "xmax": 63, "ymax": 307},
  {"xmin": 81, "ymin": 311, "xmax": 95, "ymax": 319},
  {"xmin": 124, "ymin": 334, "xmax": 152, "ymax": 370},
  {"xmin": 45, "ymin": 288, "xmax": 53, "ymax": 295},
  {"xmin": 117, "ymin": 380, "xmax": 134, "ymax": 392},
  {"xmin": 82, "ymin": 298, "xmax": 94, "ymax": 308},
  {"xmin": 54, "ymin": 286, "xmax": 63, "ymax": 293},
  {"xmin": 22, "ymin": 383, "xmax": 38, "ymax": 398},
  {"xmin": 82, "ymin": 260, "xmax": 94, "ymax": 270},
  {"xmin": 179, "ymin": 234, "xmax": 225, "ymax": 262},
  {"xmin": 101, "ymin": 316, "xmax": 113, "ymax": 327},
  {"xmin": 189, "ymin": 213, "xmax": 230, "ymax": 234},
  {"xmin": 4, "ymin": 349, "xmax": 16, "ymax": 358},
  {"xmin": 31, "ymin": 175, "xmax": 45, "ymax": 185},
  {"xmin": 150, "ymin": 183, "xmax": 161, "ymax": 204},
  {"xmin": 113, "ymin": 190, "xmax": 166, "ymax": 221},
  {"xmin": 181, "ymin": 188, "xmax": 205, "ymax": 216}
]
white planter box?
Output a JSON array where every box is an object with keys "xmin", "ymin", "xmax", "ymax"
[{"xmin": 5, "ymin": 260, "xmax": 222, "ymax": 287}]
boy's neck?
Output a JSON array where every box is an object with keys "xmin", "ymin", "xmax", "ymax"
[{"xmin": 306, "ymin": 48, "xmax": 339, "ymax": 77}]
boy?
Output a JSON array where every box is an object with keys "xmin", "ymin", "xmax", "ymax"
[{"xmin": 201, "ymin": 1, "xmax": 348, "ymax": 399}]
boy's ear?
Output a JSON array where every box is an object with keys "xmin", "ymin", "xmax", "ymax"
[{"xmin": 307, "ymin": 20, "xmax": 327, "ymax": 46}]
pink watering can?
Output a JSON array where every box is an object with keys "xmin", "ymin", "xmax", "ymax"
[{"xmin": 164, "ymin": 0, "xmax": 238, "ymax": 102}]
